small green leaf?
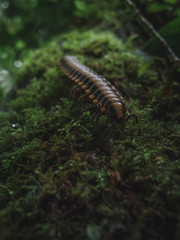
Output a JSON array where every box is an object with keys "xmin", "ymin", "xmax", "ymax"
[
  {"xmin": 147, "ymin": 3, "xmax": 171, "ymax": 13},
  {"xmin": 164, "ymin": 0, "xmax": 176, "ymax": 4},
  {"xmin": 75, "ymin": 1, "xmax": 86, "ymax": 11},
  {"xmin": 138, "ymin": 59, "xmax": 154, "ymax": 77}
]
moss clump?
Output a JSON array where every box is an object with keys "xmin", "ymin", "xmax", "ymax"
[{"xmin": 0, "ymin": 30, "xmax": 179, "ymax": 240}]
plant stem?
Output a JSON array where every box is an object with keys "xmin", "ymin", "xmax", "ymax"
[{"xmin": 125, "ymin": 0, "xmax": 180, "ymax": 65}]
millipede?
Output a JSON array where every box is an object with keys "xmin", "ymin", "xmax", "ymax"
[{"xmin": 58, "ymin": 56, "xmax": 138, "ymax": 124}]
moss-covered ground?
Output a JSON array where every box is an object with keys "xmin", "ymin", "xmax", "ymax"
[{"xmin": 0, "ymin": 30, "xmax": 179, "ymax": 240}]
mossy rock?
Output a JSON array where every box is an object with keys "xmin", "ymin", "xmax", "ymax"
[{"xmin": 0, "ymin": 30, "xmax": 179, "ymax": 240}]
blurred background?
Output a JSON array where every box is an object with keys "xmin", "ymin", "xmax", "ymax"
[{"xmin": 0, "ymin": 0, "xmax": 180, "ymax": 96}]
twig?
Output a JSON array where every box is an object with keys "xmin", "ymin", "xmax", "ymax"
[{"xmin": 125, "ymin": 0, "xmax": 180, "ymax": 64}]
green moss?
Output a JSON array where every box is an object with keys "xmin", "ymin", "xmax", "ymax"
[{"xmin": 0, "ymin": 29, "xmax": 179, "ymax": 240}]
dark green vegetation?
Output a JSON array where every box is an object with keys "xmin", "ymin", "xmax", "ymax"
[
  {"xmin": 0, "ymin": 1, "xmax": 180, "ymax": 240},
  {"xmin": 1, "ymin": 0, "xmax": 180, "ymax": 69}
]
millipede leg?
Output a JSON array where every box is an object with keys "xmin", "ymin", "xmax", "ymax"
[
  {"xmin": 92, "ymin": 112, "xmax": 101, "ymax": 123},
  {"xmin": 103, "ymin": 122, "xmax": 116, "ymax": 137},
  {"xmin": 91, "ymin": 110, "xmax": 99, "ymax": 122},
  {"xmin": 71, "ymin": 86, "xmax": 82, "ymax": 100},
  {"xmin": 125, "ymin": 114, "xmax": 139, "ymax": 123},
  {"xmin": 77, "ymin": 94, "xmax": 88, "ymax": 104}
]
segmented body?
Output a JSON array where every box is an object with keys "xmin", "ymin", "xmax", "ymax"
[{"xmin": 59, "ymin": 56, "xmax": 135, "ymax": 122}]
